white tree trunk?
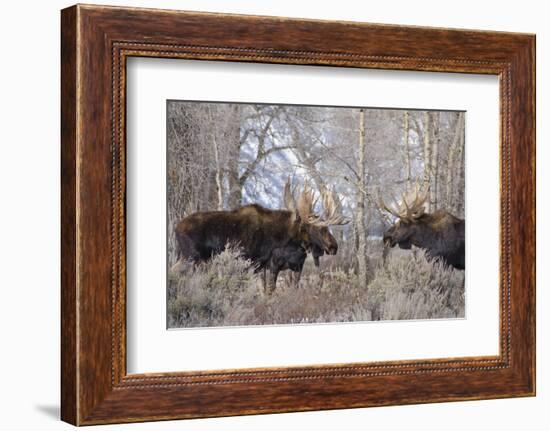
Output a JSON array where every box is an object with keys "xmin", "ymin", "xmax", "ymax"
[
  {"xmin": 212, "ymin": 133, "xmax": 223, "ymax": 211},
  {"xmin": 404, "ymin": 111, "xmax": 411, "ymax": 186},
  {"xmin": 423, "ymin": 112, "xmax": 432, "ymax": 212},
  {"xmin": 445, "ymin": 112, "xmax": 465, "ymax": 212},
  {"xmin": 454, "ymin": 116, "xmax": 466, "ymax": 216},
  {"xmin": 431, "ymin": 112, "xmax": 440, "ymax": 210},
  {"xmin": 208, "ymin": 108, "xmax": 224, "ymax": 211},
  {"xmin": 356, "ymin": 109, "xmax": 368, "ymax": 285}
]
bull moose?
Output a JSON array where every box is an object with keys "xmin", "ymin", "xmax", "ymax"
[
  {"xmin": 173, "ymin": 179, "xmax": 348, "ymax": 292},
  {"xmin": 268, "ymin": 181, "xmax": 347, "ymax": 288},
  {"xmin": 379, "ymin": 184, "xmax": 465, "ymax": 270}
]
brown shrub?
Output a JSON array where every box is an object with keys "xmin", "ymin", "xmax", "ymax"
[{"xmin": 167, "ymin": 246, "xmax": 464, "ymax": 328}]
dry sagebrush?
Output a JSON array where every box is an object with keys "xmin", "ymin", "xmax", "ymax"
[
  {"xmin": 367, "ymin": 248, "xmax": 465, "ymax": 321},
  {"xmin": 167, "ymin": 246, "xmax": 464, "ymax": 328}
]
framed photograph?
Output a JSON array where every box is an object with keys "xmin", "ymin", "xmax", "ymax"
[{"xmin": 61, "ymin": 4, "xmax": 535, "ymax": 425}]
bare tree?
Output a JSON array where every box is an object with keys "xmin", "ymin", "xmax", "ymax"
[
  {"xmin": 421, "ymin": 111, "xmax": 433, "ymax": 211},
  {"xmin": 167, "ymin": 101, "xmax": 465, "ymax": 271},
  {"xmin": 430, "ymin": 111, "xmax": 440, "ymax": 210},
  {"xmin": 445, "ymin": 112, "xmax": 465, "ymax": 215},
  {"xmin": 207, "ymin": 107, "xmax": 224, "ymax": 210},
  {"xmin": 356, "ymin": 109, "xmax": 369, "ymax": 284},
  {"xmin": 403, "ymin": 110, "xmax": 412, "ymax": 187}
]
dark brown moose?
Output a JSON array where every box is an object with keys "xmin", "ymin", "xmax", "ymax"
[
  {"xmin": 272, "ymin": 180, "xmax": 348, "ymax": 287},
  {"xmin": 268, "ymin": 242, "xmax": 307, "ymax": 288},
  {"xmin": 173, "ymin": 180, "xmax": 349, "ymax": 293},
  {"xmin": 379, "ymin": 184, "xmax": 465, "ymax": 270}
]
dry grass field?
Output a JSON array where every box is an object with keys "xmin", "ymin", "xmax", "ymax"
[{"xmin": 167, "ymin": 246, "xmax": 464, "ymax": 328}]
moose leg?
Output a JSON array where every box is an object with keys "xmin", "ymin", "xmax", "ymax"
[
  {"xmin": 261, "ymin": 267, "xmax": 267, "ymax": 292},
  {"xmin": 267, "ymin": 268, "xmax": 279, "ymax": 295},
  {"xmin": 382, "ymin": 245, "xmax": 391, "ymax": 265},
  {"xmin": 288, "ymin": 271, "xmax": 294, "ymax": 286},
  {"xmin": 292, "ymin": 269, "xmax": 302, "ymax": 288},
  {"xmin": 293, "ymin": 260, "xmax": 305, "ymax": 288}
]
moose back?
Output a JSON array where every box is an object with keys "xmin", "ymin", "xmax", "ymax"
[{"xmin": 172, "ymin": 180, "xmax": 349, "ymax": 292}]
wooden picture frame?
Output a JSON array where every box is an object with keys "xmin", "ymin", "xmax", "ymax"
[{"xmin": 61, "ymin": 4, "xmax": 535, "ymax": 425}]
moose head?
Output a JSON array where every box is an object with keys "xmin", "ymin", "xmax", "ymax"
[
  {"xmin": 379, "ymin": 182, "xmax": 465, "ymax": 270},
  {"xmin": 379, "ymin": 183, "xmax": 430, "ymax": 249},
  {"xmin": 283, "ymin": 179, "xmax": 349, "ymax": 261}
]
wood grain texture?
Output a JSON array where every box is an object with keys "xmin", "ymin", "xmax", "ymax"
[
  {"xmin": 60, "ymin": 4, "xmax": 535, "ymax": 425},
  {"xmin": 60, "ymin": 5, "xmax": 78, "ymax": 425}
]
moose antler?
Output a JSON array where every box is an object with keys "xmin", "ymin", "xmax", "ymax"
[
  {"xmin": 284, "ymin": 178, "xmax": 349, "ymax": 226},
  {"xmin": 379, "ymin": 182, "xmax": 429, "ymax": 221},
  {"xmin": 284, "ymin": 178, "xmax": 319, "ymax": 218},
  {"xmin": 283, "ymin": 178, "xmax": 297, "ymax": 212},
  {"xmin": 296, "ymin": 181, "xmax": 318, "ymax": 222},
  {"xmin": 304, "ymin": 185, "xmax": 350, "ymax": 227}
]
